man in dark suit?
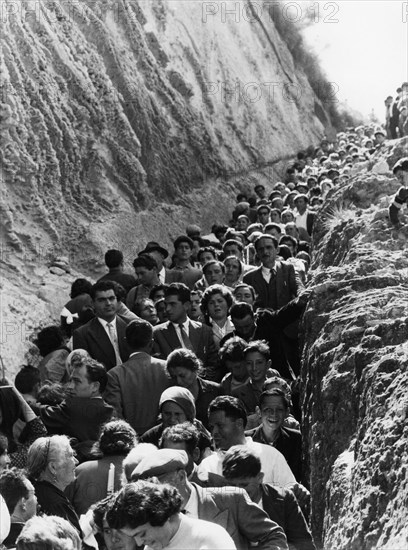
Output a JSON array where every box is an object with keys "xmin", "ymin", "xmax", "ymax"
[
  {"xmin": 104, "ymin": 318, "xmax": 171, "ymax": 435},
  {"xmin": 243, "ymin": 235, "xmax": 303, "ymax": 375},
  {"xmin": 39, "ymin": 357, "xmax": 114, "ymax": 461},
  {"xmin": 73, "ymin": 281, "xmax": 130, "ymax": 371},
  {"xmin": 97, "ymin": 249, "xmax": 137, "ymax": 296},
  {"xmin": 243, "ymin": 235, "xmax": 302, "ymax": 311},
  {"xmin": 222, "ymin": 446, "xmax": 316, "ymax": 550},
  {"xmin": 138, "ymin": 241, "xmax": 183, "ymax": 284},
  {"xmin": 133, "ymin": 448, "xmax": 289, "ymax": 550},
  {"xmin": 153, "ymin": 283, "xmax": 218, "ymax": 379}
]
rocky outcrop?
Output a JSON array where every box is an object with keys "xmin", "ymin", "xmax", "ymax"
[{"xmin": 302, "ymin": 137, "xmax": 408, "ymax": 549}]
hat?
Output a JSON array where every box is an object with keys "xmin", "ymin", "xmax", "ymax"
[
  {"xmin": 159, "ymin": 387, "xmax": 196, "ymax": 420},
  {"xmin": 132, "ymin": 449, "xmax": 189, "ymax": 480},
  {"xmin": 374, "ymin": 129, "xmax": 385, "ymax": 137},
  {"xmin": 139, "ymin": 241, "xmax": 169, "ymax": 259}
]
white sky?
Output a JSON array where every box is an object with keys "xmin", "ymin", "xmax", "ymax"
[{"xmin": 301, "ymin": 0, "xmax": 408, "ymax": 121}]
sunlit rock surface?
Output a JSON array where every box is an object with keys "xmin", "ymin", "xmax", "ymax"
[{"xmin": 302, "ymin": 137, "xmax": 408, "ymax": 549}]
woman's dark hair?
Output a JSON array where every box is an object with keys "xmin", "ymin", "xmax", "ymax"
[
  {"xmin": 106, "ymin": 481, "xmax": 182, "ymax": 529},
  {"xmin": 0, "ymin": 388, "xmax": 21, "ymax": 452},
  {"xmin": 33, "ymin": 326, "xmax": 65, "ymax": 357},
  {"xmin": 278, "ymin": 244, "xmax": 292, "ymax": 260},
  {"xmin": 92, "ymin": 494, "xmax": 116, "ymax": 532},
  {"xmin": 166, "ymin": 349, "xmax": 203, "ymax": 376},
  {"xmin": 14, "ymin": 366, "xmax": 41, "ymax": 395},
  {"xmin": 201, "ymin": 284, "xmax": 234, "ymax": 324},
  {"xmin": 70, "ymin": 278, "xmax": 93, "ymax": 299},
  {"xmin": 202, "ymin": 260, "xmax": 225, "ymax": 277},
  {"xmin": 97, "ymin": 420, "xmax": 138, "ymax": 457},
  {"xmin": 233, "ymin": 284, "xmax": 256, "ymax": 302}
]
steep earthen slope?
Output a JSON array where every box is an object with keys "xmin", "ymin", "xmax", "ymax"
[
  {"xmin": 302, "ymin": 138, "xmax": 408, "ymax": 549},
  {"xmin": 0, "ymin": 0, "xmax": 331, "ymax": 373}
]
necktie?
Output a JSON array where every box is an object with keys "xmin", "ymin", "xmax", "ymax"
[
  {"xmin": 178, "ymin": 324, "xmax": 195, "ymax": 352},
  {"xmin": 107, "ymin": 322, "xmax": 122, "ymax": 366}
]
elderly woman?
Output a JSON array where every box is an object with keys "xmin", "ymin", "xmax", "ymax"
[
  {"xmin": 201, "ymin": 284, "xmax": 234, "ymax": 352},
  {"xmin": 166, "ymin": 349, "xmax": 221, "ymax": 428},
  {"xmin": 140, "ymin": 387, "xmax": 211, "ymax": 461},
  {"xmin": 223, "ymin": 256, "xmax": 242, "ymax": 289},
  {"xmin": 0, "ymin": 385, "xmax": 47, "ymax": 469},
  {"xmin": 68, "ymin": 420, "xmax": 137, "ymax": 515},
  {"xmin": 26, "ymin": 435, "xmax": 80, "ymax": 533},
  {"xmin": 16, "ymin": 515, "xmax": 81, "ymax": 550}
]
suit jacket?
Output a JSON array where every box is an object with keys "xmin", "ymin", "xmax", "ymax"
[
  {"xmin": 164, "ymin": 267, "xmax": 184, "ymax": 284},
  {"xmin": 72, "ymin": 316, "xmax": 130, "ymax": 371},
  {"xmin": 67, "ymin": 454, "xmax": 126, "ymax": 516},
  {"xmin": 97, "ymin": 268, "xmax": 137, "ymax": 294},
  {"xmin": 104, "ymin": 352, "xmax": 171, "ymax": 434},
  {"xmin": 243, "ymin": 261, "xmax": 302, "ymax": 311},
  {"xmin": 153, "ymin": 320, "xmax": 218, "ymax": 379},
  {"xmin": 40, "ymin": 397, "xmax": 114, "ymax": 459},
  {"xmin": 191, "ymin": 483, "xmax": 288, "ymax": 550},
  {"xmin": 261, "ymin": 484, "xmax": 316, "ymax": 550},
  {"xmin": 169, "ymin": 265, "xmax": 202, "ymax": 289}
]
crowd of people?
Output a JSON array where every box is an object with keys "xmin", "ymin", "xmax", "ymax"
[
  {"xmin": 384, "ymin": 81, "xmax": 408, "ymax": 139},
  {"xmin": 0, "ymin": 121, "xmax": 406, "ymax": 549}
]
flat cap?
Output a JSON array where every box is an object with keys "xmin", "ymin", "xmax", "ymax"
[{"xmin": 132, "ymin": 449, "xmax": 189, "ymax": 480}]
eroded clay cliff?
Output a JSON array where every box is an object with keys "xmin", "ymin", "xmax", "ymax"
[
  {"xmin": 302, "ymin": 138, "xmax": 408, "ymax": 549},
  {"xmin": 0, "ymin": 0, "xmax": 331, "ymax": 373}
]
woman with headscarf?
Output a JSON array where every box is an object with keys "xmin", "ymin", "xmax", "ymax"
[
  {"xmin": 26, "ymin": 435, "xmax": 80, "ymax": 534},
  {"xmin": 139, "ymin": 387, "xmax": 211, "ymax": 461},
  {"xmin": 0, "ymin": 385, "xmax": 47, "ymax": 469},
  {"xmin": 165, "ymin": 349, "xmax": 221, "ymax": 429},
  {"xmin": 67, "ymin": 420, "xmax": 137, "ymax": 515}
]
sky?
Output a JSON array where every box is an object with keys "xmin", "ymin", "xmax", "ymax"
[{"xmin": 301, "ymin": 0, "xmax": 408, "ymax": 121}]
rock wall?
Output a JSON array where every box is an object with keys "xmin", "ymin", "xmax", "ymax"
[
  {"xmin": 302, "ymin": 138, "xmax": 408, "ymax": 549},
  {"xmin": 0, "ymin": 0, "xmax": 330, "ymax": 372}
]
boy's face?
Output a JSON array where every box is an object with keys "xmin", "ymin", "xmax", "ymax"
[{"xmin": 245, "ymin": 351, "xmax": 270, "ymax": 383}]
